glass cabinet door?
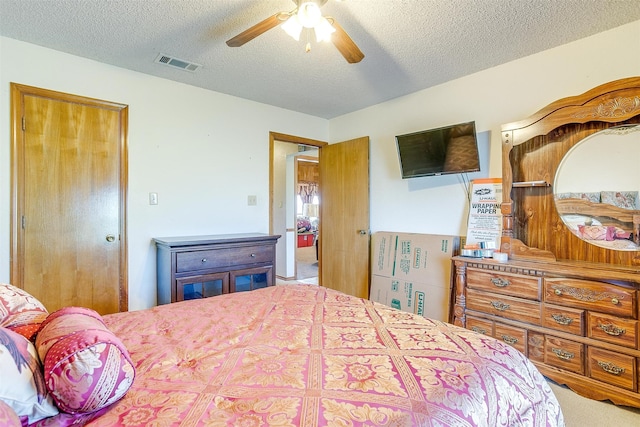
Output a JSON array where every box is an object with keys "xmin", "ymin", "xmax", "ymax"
[
  {"xmin": 176, "ymin": 272, "xmax": 229, "ymax": 301},
  {"xmin": 230, "ymin": 266, "xmax": 272, "ymax": 293}
]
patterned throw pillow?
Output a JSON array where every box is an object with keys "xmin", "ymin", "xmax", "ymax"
[
  {"xmin": 0, "ymin": 283, "xmax": 48, "ymax": 341},
  {"xmin": 0, "ymin": 327, "xmax": 59, "ymax": 424},
  {"xmin": 35, "ymin": 307, "xmax": 135, "ymax": 414}
]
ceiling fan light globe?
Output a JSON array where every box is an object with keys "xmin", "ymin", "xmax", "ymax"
[
  {"xmin": 281, "ymin": 15, "xmax": 303, "ymax": 41},
  {"xmin": 298, "ymin": 2, "xmax": 322, "ymax": 28},
  {"xmin": 314, "ymin": 17, "xmax": 335, "ymax": 42}
]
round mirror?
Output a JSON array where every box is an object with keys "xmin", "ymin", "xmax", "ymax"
[{"xmin": 554, "ymin": 124, "xmax": 640, "ymax": 251}]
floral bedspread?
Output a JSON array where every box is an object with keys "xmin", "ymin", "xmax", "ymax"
[{"xmin": 34, "ymin": 284, "xmax": 564, "ymax": 426}]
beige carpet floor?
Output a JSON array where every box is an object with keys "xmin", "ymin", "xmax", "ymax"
[{"xmin": 547, "ymin": 379, "xmax": 640, "ymax": 426}]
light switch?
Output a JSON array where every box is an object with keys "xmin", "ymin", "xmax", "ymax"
[{"xmin": 149, "ymin": 192, "xmax": 158, "ymax": 205}]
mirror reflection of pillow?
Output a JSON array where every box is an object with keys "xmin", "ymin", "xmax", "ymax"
[
  {"xmin": 601, "ymin": 191, "xmax": 639, "ymax": 210},
  {"xmin": 570, "ymin": 192, "xmax": 601, "ymax": 203},
  {"xmin": 577, "ymin": 225, "xmax": 616, "ymax": 241},
  {"xmin": 555, "ymin": 193, "xmax": 572, "ymax": 200}
]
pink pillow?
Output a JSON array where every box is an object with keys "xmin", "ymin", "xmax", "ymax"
[
  {"xmin": 0, "ymin": 283, "xmax": 48, "ymax": 341},
  {"xmin": 0, "ymin": 400, "xmax": 22, "ymax": 427},
  {"xmin": 35, "ymin": 307, "xmax": 135, "ymax": 414}
]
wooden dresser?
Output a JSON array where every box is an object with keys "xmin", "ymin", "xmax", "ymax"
[
  {"xmin": 154, "ymin": 233, "xmax": 280, "ymax": 304},
  {"xmin": 453, "ymin": 256, "xmax": 640, "ymax": 407},
  {"xmin": 451, "ymin": 77, "xmax": 640, "ymax": 407}
]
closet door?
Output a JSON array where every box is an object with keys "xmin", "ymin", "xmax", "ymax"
[{"xmin": 11, "ymin": 83, "xmax": 128, "ymax": 314}]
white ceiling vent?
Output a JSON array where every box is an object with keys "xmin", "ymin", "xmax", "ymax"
[{"xmin": 154, "ymin": 53, "xmax": 202, "ymax": 72}]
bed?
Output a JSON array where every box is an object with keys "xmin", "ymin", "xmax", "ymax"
[{"xmin": 2, "ymin": 283, "xmax": 564, "ymax": 426}]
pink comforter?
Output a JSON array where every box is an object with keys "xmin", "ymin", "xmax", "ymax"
[{"xmin": 35, "ymin": 284, "xmax": 564, "ymax": 426}]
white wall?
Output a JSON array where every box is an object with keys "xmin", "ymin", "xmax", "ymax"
[
  {"xmin": 329, "ymin": 20, "xmax": 640, "ymax": 237},
  {"xmin": 0, "ymin": 37, "xmax": 328, "ymax": 310}
]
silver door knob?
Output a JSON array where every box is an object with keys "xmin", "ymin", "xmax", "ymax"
[
  {"xmin": 359, "ymin": 230, "xmax": 368, "ymax": 235},
  {"xmin": 106, "ymin": 234, "xmax": 116, "ymax": 242}
]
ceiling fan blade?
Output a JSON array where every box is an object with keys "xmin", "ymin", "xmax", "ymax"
[
  {"xmin": 226, "ymin": 13, "xmax": 286, "ymax": 47},
  {"xmin": 329, "ymin": 19, "xmax": 364, "ymax": 63}
]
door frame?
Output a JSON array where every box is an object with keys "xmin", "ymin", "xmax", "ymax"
[
  {"xmin": 269, "ymin": 132, "xmax": 327, "ymax": 281},
  {"xmin": 10, "ymin": 83, "xmax": 129, "ymax": 311}
]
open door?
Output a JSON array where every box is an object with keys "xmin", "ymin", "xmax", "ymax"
[{"xmin": 319, "ymin": 137, "xmax": 370, "ymax": 298}]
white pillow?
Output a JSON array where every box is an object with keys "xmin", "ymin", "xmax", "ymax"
[{"xmin": 0, "ymin": 327, "xmax": 59, "ymax": 424}]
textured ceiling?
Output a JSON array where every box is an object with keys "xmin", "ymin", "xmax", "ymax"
[{"xmin": 1, "ymin": 0, "xmax": 639, "ymax": 119}]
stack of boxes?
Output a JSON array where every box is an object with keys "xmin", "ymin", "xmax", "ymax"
[{"xmin": 369, "ymin": 232, "xmax": 460, "ymax": 322}]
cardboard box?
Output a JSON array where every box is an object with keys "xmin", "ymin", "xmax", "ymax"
[
  {"xmin": 371, "ymin": 232, "xmax": 459, "ymax": 282},
  {"xmin": 369, "ymin": 232, "xmax": 459, "ymax": 321},
  {"xmin": 370, "ymin": 276, "xmax": 451, "ymax": 321}
]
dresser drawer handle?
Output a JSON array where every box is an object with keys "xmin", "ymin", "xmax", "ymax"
[
  {"xmin": 501, "ymin": 335, "xmax": 518, "ymax": 345},
  {"xmin": 551, "ymin": 348, "xmax": 574, "ymax": 361},
  {"xmin": 597, "ymin": 361, "xmax": 625, "ymax": 376},
  {"xmin": 490, "ymin": 301, "xmax": 510, "ymax": 311},
  {"xmin": 490, "ymin": 278, "xmax": 510, "ymax": 288},
  {"xmin": 598, "ymin": 323, "xmax": 625, "ymax": 336},
  {"xmin": 471, "ymin": 326, "xmax": 487, "ymax": 335},
  {"xmin": 551, "ymin": 285, "xmax": 623, "ymax": 303},
  {"xmin": 250, "ymin": 253, "xmax": 256, "ymax": 258},
  {"xmin": 201, "ymin": 258, "xmax": 207, "ymax": 263},
  {"xmin": 551, "ymin": 314, "xmax": 573, "ymax": 325}
]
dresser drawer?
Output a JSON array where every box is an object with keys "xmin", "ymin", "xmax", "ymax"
[
  {"xmin": 542, "ymin": 304, "xmax": 584, "ymax": 336},
  {"xmin": 466, "ymin": 315, "xmax": 493, "ymax": 336},
  {"xmin": 467, "ymin": 268, "xmax": 540, "ymax": 300},
  {"xmin": 527, "ymin": 331, "xmax": 545, "ymax": 362},
  {"xmin": 544, "ymin": 336, "xmax": 584, "ymax": 374},
  {"xmin": 176, "ymin": 245, "xmax": 273, "ymax": 273},
  {"xmin": 544, "ymin": 278, "xmax": 635, "ymax": 318},
  {"xmin": 587, "ymin": 347, "xmax": 636, "ymax": 391},
  {"xmin": 495, "ymin": 323, "xmax": 527, "ymax": 354},
  {"xmin": 588, "ymin": 312, "xmax": 638, "ymax": 349},
  {"xmin": 466, "ymin": 288, "xmax": 541, "ymax": 325}
]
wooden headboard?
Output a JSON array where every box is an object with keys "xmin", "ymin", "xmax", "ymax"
[{"xmin": 499, "ymin": 76, "xmax": 640, "ymax": 266}]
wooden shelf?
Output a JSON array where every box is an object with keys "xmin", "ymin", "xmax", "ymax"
[{"xmin": 512, "ymin": 181, "xmax": 551, "ymax": 188}]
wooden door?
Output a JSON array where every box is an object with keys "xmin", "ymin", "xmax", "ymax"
[
  {"xmin": 10, "ymin": 83, "xmax": 128, "ymax": 314},
  {"xmin": 319, "ymin": 137, "xmax": 370, "ymax": 298}
]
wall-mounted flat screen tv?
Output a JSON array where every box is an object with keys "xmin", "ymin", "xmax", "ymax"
[{"xmin": 396, "ymin": 121, "xmax": 480, "ymax": 179}]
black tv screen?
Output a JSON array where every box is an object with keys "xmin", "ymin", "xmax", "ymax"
[{"xmin": 396, "ymin": 121, "xmax": 480, "ymax": 179}]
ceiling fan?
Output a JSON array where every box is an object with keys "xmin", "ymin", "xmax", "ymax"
[{"xmin": 226, "ymin": 0, "xmax": 364, "ymax": 63}]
